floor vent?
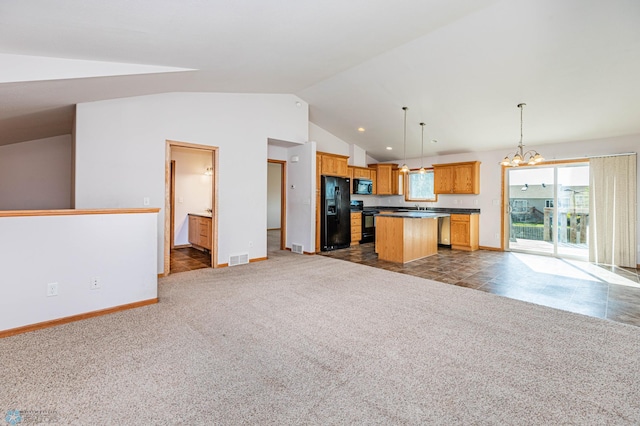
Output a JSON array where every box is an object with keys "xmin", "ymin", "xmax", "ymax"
[
  {"xmin": 291, "ymin": 243, "xmax": 304, "ymax": 254},
  {"xmin": 229, "ymin": 253, "xmax": 249, "ymax": 266}
]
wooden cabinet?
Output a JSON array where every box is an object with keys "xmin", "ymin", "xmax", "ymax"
[
  {"xmin": 368, "ymin": 163, "xmax": 397, "ymax": 195},
  {"xmin": 350, "ymin": 212, "xmax": 362, "ymax": 245},
  {"xmin": 188, "ymin": 214, "xmax": 212, "ymax": 250},
  {"xmin": 188, "ymin": 215, "xmax": 198, "ymax": 245},
  {"xmin": 318, "ymin": 152, "xmax": 349, "ymax": 177},
  {"xmin": 370, "ymin": 170, "xmax": 377, "ymax": 194},
  {"xmin": 450, "ymin": 214, "xmax": 479, "ymax": 251},
  {"xmin": 434, "ymin": 165, "xmax": 454, "ymax": 194},
  {"xmin": 376, "ymin": 215, "xmax": 438, "ymax": 263},
  {"xmin": 433, "ymin": 161, "xmax": 480, "ymax": 194},
  {"xmin": 353, "ymin": 167, "xmax": 371, "ymax": 179},
  {"xmin": 392, "ymin": 168, "xmax": 404, "ymax": 195}
]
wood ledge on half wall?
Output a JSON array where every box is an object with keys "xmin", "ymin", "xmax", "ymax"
[{"xmin": 0, "ymin": 208, "xmax": 161, "ymax": 218}]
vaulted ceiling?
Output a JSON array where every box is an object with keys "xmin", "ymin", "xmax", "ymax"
[{"xmin": 1, "ymin": 0, "xmax": 639, "ymax": 161}]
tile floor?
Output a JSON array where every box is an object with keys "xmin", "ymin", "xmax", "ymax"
[
  {"xmin": 170, "ymin": 247, "xmax": 211, "ymax": 273},
  {"xmin": 318, "ymin": 241, "xmax": 640, "ymax": 327}
]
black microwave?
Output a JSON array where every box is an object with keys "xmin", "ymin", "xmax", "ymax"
[{"xmin": 353, "ymin": 178, "xmax": 373, "ymax": 195}]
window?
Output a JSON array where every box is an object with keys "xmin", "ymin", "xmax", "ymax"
[
  {"xmin": 512, "ymin": 199, "xmax": 528, "ymax": 212},
  {"xmin": 405, "ymin": 169, "xmax": 436, "ymax": 201}
]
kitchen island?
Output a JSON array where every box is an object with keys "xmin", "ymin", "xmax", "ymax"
[{"xmin": 375, "ymin": 211, "xmax": 450, "ymax": 263}]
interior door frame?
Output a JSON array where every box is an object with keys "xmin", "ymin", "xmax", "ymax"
[
  {"xmin": 501, "ymin": 158, "xmax": 588, "ymax": 254},
  {"xmin": 164, "ymin": 140, "xmax": 219, "ymax": 275},
  {"xmin": 170, "ymin": 160, "xmax": 176, "ymax": 249},
  {"xmin": 268, "ymin": 159, "xmax": 287, "ymax": 250}
]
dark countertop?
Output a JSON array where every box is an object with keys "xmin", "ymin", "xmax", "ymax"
[
  {"xmin": 188, "ymin": 212, "xmax": 212, "ymax": 218},
  {"xmin": 362, "ymin": 206, "xmax": 480, "ymax": 215},
  {"xmin": 375, "ymin": 211, "xmax": 450, "ymax": 219}
]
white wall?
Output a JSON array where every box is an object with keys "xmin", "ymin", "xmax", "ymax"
[
  {"xmin": 349, "ymin": 144, "xmax": 368, "ymax": 167},
  {"xmin": 75, "ymin": 93, "xmax": 308, "ymax": 271},
  {"xmin": 267, "ymin": 144, "xmax": 288, "ymax": 161},
  {"xmin": 172, "ymin": 147, "xmax": 212, "ymax": 245},
  {"xmin": 0, "ymin": 211, "xmax": 158, "ymax": 332},
  {"xmin": 0, "ymin": 135, "xmax": 72, "ymax": 210},
  {"xmin": 310, "ymin": 122, "xmax": 350, "ymax": 156},
  {"xmin": 267, "ymin": 163, "xmax": 282, "ymax": 229},
  {"xmin": 368, "ymin": 134, "xmax": 639, "ymax": 256},
  {"xmin": 286, "ymin": 141, "xmax": 316, "ymax": 253}
]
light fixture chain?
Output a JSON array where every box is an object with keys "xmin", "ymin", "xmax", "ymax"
[
  {"xmin": 403, "ymin": 107, "xmax": 407, "ymax": 163},
  {"xmin": 520, "ymin": 103, "xmax": 524, "ymax": 147},
  {"xmin": 420, "ymin": 122, "xmax": 425, "ymax": 170}
]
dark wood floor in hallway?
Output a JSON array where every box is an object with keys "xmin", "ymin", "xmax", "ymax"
[
  {"xmin": 170, "ymin": 247, "xmax": 211, "ymax": 273},
  {"xmin": 319, "ymin": 242, "xmax": 640, "ymax": 327}
]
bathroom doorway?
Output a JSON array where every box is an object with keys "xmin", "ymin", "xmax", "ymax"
[{"xmin": 165, "ymin": 140, "xmax": 218, "ymax": 275}]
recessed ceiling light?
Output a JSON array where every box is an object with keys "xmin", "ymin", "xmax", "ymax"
[
  {"xmin": 357, "ymin": 127, "xmax": 365, "ymax": 132},
  {"xmin": 386, "ymin": 146, "xmax": 393, "ymax": 150}
]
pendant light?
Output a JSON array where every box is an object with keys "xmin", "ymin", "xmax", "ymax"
[
  {"xmin": 418, "ymin": 122, "xmax": 426, "ymax": 174},
  {"xmin": 400, "ymin": 106, "xmax": 409, "ymax": 173},
  {"xmin": 500, "ymin": 103, "xmax": 544, "ymax": 167}
]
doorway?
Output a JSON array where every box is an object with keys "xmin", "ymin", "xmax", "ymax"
[
  {"xmin": 165, "ymin": 140, "xmax": 218, "ymax": 275},
  {"xmin": 505, "ymin": 161, "xmax": 589, "ymax": 260},
  {"xmin": 267, "ymin": 159, "xmax": 286, "ymax": 254}
]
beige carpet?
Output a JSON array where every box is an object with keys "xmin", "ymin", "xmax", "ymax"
[{"xmin": 1, "ymin": 251, "xmax": 639, "ymax": 424}]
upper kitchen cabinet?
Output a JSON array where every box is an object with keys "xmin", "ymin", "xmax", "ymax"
[
  {"xmin": 318, "ymin": 152, "xmax": 349, "ymax": 177},
  {"xmin": 432, "ymin": 161, "xmax": 480, "ymax": 194},
  {"xmin": 369, "ymin": 164, "xmax": 397, "ymax": 195},
  {"xmin": 392, "ymin": 168, "xmax": 404, "ymax": 196},
  {"xmin": 352, "ymin": 167, "xmax": 371, "ymax": 179}
]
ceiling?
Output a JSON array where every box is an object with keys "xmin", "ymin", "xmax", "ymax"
[{"xmin": 1, "ymin": 0, "xmax": 639, "ymax": 161}]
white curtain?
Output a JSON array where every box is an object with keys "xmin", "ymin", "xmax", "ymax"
[{"xmin": 589, "ymin": 154, "xmax": 637, "ymax": 267}]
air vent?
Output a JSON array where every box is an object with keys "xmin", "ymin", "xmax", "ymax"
[
  {"xmin": 229, "ymin": 253, "xmax": 249, "ymax": 266},
  {"xmin": 291, "ymin": 243, "xmax": 304, "ymax": 254}
]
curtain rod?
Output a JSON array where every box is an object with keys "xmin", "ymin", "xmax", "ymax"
[
  {"xmin": 549, "ymin": 152, "xmax": 637, "ymax": 162},
  {"xmin": 588, "ymin": 152, "xmax": 636, "ymax": 159}
]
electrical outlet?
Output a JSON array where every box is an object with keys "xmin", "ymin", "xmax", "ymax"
[
  {"xmin": 494, "ymin": 233, "xmax": 500, "ymax": 240},
  {"xmin": 47, "ymin": 282, "xmax": 58, "ymax": 297},
  {"xmin": 90, "ymin": 277, "xmax": 101, "ymax": 290}
]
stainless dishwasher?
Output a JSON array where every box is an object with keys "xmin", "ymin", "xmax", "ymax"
[{"xmin": 438, "ymin": 216, "xmax": 451, "ymax": 246}]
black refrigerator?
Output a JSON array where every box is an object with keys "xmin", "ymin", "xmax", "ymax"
[{"xmin": 321, "ymin": 175, "xmax": 351, "ymax": 251}]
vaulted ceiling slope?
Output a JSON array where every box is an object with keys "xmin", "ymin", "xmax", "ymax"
[{"xmin": 1, "ymin": 0, "xmax": 639, "ymax": 161}]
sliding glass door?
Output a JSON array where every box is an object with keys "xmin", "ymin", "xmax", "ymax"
[
  {"xmin": 506, "ymin": 163, "xmax": 589, "ymax": 259},
  {"xmin": 555, "ymin": 165, "xmax": 589, "ymax": 258}
]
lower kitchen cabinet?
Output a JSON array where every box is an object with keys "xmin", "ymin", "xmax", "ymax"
[
  {"xmin": 188, "ymin": 214, "xmax": 212, "ymax": 250},
  {"xmin": 350, "ymin": 212, "xmax": 362, "ymax": 245},
  {"xmin": 450, "ymin": 214, "xmax": 479, "ymax": 251}
]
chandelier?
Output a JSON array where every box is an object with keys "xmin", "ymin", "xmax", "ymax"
[{"xmin": 500, "ymin": 103, "xmax": 544, "ymax": 167}]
